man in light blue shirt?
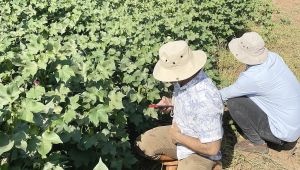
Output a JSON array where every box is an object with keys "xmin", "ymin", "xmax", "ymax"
[{"xmin": 220, "ymin": 32, "xmax": 300, "ymax": 153}]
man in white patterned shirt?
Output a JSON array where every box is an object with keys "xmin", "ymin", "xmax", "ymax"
[{"xmin": 136, "ymin": 41, "xmax": 224, "ymax": 170}]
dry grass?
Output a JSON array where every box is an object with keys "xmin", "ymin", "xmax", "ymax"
[
  {"xmin": 226, "ymin": 152, "xmax": 288, "ymax": 170},
  {"xmin": 217, "ymin": 50, "xmax": 245, "ymax": 88}
]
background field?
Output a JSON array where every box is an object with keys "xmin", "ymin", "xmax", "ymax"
[{"xmin": 0, "ymin": 0, "xmax": 299, "ymax": 169}]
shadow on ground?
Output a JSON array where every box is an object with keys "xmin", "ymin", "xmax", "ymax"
[{"xmin": 221, "ymin": 111, "xmax": 238, "ymax": 168}]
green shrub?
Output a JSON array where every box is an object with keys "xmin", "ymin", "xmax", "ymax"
[{"xmin": 0, "ymin": 0, "xmax": 272, "ymax": 169}]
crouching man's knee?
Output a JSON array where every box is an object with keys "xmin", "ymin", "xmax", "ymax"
[{"xmin": 135, "ymin": 126, "xmax": 177, "ymax": 160}]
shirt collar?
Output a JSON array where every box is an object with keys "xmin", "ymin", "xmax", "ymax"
[{"xmin": 175, "ymin": 70, "xmax": 206, "ymax": 91}]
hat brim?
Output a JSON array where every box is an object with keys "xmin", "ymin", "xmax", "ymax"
[
  {"xmin": 229, "ymin": 38, "xmax": 268, "ymax": 65},
  {"xmin": 153, "ymin": 50, "xmax": 207, "ymax": 82}
]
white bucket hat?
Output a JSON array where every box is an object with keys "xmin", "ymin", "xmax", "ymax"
[
  {"xmin": 229, "ymin": 32, "xmax": 268, "ymax": 65},
  {"xmin": 153, "ymin": 41, "xmax": 207, "ymax": 82}
]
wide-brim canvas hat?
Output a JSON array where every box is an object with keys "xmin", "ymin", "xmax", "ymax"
[
  {"xmin": 229, "ymin": 32, "xmax": 268, "ymax": 65},
  {"xmin": 153, "ymin": 41, "xmax": 207, "ymax": 82}
]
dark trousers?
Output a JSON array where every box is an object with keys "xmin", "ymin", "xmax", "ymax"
[{"xmin": 227, "ymin": 96, "xmax": 284, "ymax": 145}]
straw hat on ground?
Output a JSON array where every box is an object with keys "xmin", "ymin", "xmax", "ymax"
[
  {"xmin": 229, "ymin": 32, "xmax": 268, "ymax": 65},
  {"xmin": 153, "ymin": 41, "xmax": 207, "ymax": 82}
]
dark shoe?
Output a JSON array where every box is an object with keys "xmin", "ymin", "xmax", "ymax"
[{"xmin": 234, "ymin": 140, "xmax": 269, "ymax": 154}]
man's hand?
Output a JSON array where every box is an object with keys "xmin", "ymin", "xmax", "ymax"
[
  {"xmin": 157, "ymin": 96, "xmax": 173, "ymax": 113},
  {"xmin": 169, "ymin": 122, "xmax": 181, "ymax": 144}
]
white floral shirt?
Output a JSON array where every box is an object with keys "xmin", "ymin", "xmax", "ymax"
[{"xmin": 173, "ymin": 70, "xmax": 224, "ymax": 160}]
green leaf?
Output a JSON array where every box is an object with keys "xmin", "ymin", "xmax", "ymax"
[
  {"xmin": 0, "ymin": 84, "xmax": 21, "ymax": 108},
  {"xmin": 19, "ymin": 99, "xmax": 45, "ymax": 122},
  {"xmin": 130, "ymin": 92, "xmax": 143, "ymax": 103},
  {"xmin": 108, "ymin": 91, "xmax": 125, "ymax": 110},
  {"xmin": 38, "ymin": 131, "xmax": 62, "ymax": 158},
  {"xmin": 23, "ymin": 62, "xmax": 38, "ymax": 77},
  {"xmin": 0, "ymin": 132, "xmax": 14, "ymax": 156},
  {"xmin": 0, "ymin": 98, "xmax": 9, "ymax": 109},
  {"xmin": 6, "ymin": 83, "xmax": 20, "ymax": 100},
  {"xmin": 26, "ymin": 86, "xmax": 45, "ymax": 99},
  {"xmin": 69, "ymin": 95, "xmax": 80, "ymax": 104},
  {"xmin": 88, "ymin": 105, "xmax": 109, "ymax": 126},
  {"xmin": 82, "ymin": 135, "xmax": 97, "ymax": 150},
  {"xmin": 21, "ymin": 99, "xmax": 45, "ymax": 113},
  {"xmin": 63, "ymin": 110, "xmax": 76, "ymax": 123},
  {"xmin": 144, "ymin": 108, "xmax": 158, "ymax": 119},
  {"xmin": 19, "ymin": 110, "xmax": 34, "ymax": 123},
  {"xmin": 57, "ymin": 65, "xmax": 75, "ymax": 82},
  {"xmin": 93, "ymin": 157, "xmax": 108, "ymax": 170},
  {"xmin": 44, "ymin": 100, "xmax": 55, "ymax": 114},
  {"xmin": 43, "ymin": 162, "xmax": 64, "ymax": 170},
  {"xmin": 42, "ymin": 131, "xmax": 63, "ymax": 144},
  {"xmin": 37, "ymin": 140, "xmax": 52, "ymax": 159},
  {"xmin": 12, "ymin": 131, "xmax": 28, "ymax": 152},
  {"xmin": 69, "ymin": 95, "xmax": 80, "ymax": 110},
  {"xmin": 43, "ymin": 162, "xmax": 55, "ymax": 170},
  {"xmin": 0, "ymin": 85, "xmax": 9, "ymax": 106},
  {"xmin": 19, "ymin": 140, "xmax": 27, "ymax": 152}
]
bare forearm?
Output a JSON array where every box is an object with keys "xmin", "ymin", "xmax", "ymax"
[{"xmin": 174, "ymin": 132, "xmax": 221, "ymax": 156}]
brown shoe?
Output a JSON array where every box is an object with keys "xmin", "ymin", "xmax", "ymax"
[{"xmin": 234, "ymin": 140, "xmax": 269, "ymax": 154}]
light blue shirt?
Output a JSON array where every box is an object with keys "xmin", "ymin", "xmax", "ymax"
[
  {"xmin": 173, "ymin": 70, "xmax": 224, "ymax": 160},
  {"xmin": 220, "ymin": 52, "xmax": 300, "ymax": 142}
]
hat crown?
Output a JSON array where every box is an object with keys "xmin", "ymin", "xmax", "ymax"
[
  {"xmin": 228, "ymin": 31, "xmax": 268, "ymax": 65},
  {"xmin": 239, "ymin": 32, "xmax": 265, "ymax": 55},
  {"xmin": 153, "ymin": 40, "xmax": 207, "ymax": 82},
  {"xmin": 158, "ymin": 41, "xmax": 191, "ymax": 68}
]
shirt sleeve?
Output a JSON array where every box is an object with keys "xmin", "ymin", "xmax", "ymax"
[
  {"xmin": 219, "ymin": 73, "xmax": 260, "ymax": 101},
  {"xmin": 192, "ymin": 87, "xmax": 224, "ymax": 143},
  {"xmin": 195, "ymin": 113, "xmax": 223, "ymax": 143}
]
